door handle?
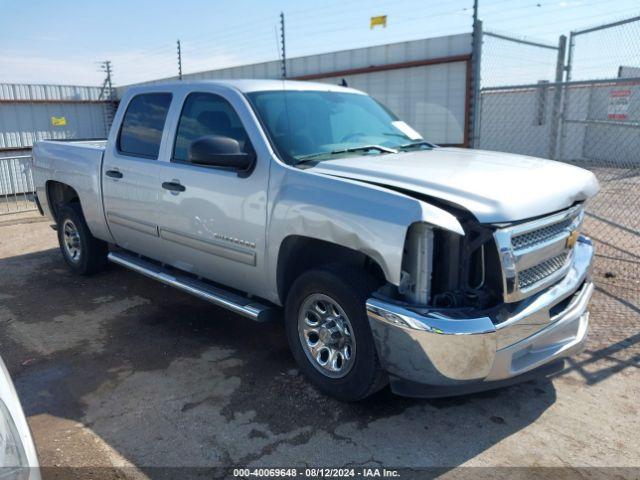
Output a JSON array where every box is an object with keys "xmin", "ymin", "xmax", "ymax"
[
  {"xmin": 162, "ymin": 181, "xmax": 186, "ymax": 192},
  {"xmin": 105, "ymin": 170, "xmax": 123, "ymax": 179}
]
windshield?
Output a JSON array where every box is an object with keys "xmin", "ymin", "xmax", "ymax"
[{"xmin": 246, "ymin": 90, "xmax": 430, "ymax": 165}]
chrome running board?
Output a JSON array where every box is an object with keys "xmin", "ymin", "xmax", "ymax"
[{"xmin": 107, "ymin": 251, "xmax": 274, "ymax": 322}]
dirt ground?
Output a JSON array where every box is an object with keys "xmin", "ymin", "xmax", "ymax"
[{"xmin": 0, "ymin": 214, "xmax": 638, "ymax": 479}]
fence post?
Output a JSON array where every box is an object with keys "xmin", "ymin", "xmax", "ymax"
[
  {"xmin": 177, "ymin": 39, "xmax": 183, "ymax": 81},
  {"xmin": 557, "ymin": 32, "xmax": 574, "ymax": 161},
  {"xmin": 548, "ymin": 35, "xmax": 567, "ymax": 160},
  {"xmin": 565, "ymin": 31, "xmax": 574, "ymax": 82},
  {"xmin": 470, "ymin": 18, "xmax": 483, "ymax": 148}
]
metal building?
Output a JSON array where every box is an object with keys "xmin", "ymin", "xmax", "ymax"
[
  {"xmin": 0, "ymin": 34, "xmax": 473, "ymax": 153},
  {"xmin": 119, "ymin": 33, "xmax": 473, "ymax": 147},
  {"xmin": 0, "ymin": 83, "xmax": 111, "ymax": 152}
]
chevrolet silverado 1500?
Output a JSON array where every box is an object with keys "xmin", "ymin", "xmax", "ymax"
[{"xmin": 32, "ymin": 80, "xmax": 598, "ymax": 400}]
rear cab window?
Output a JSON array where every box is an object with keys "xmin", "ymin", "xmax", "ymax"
[{"xmin": 117, "ymin": 93, "xmax": 172, "ymax": 159}]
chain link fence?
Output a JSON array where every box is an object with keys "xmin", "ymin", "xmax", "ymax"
[
  {"xmin": 479, "ymin": 78, "xmax": 639, "ymax": 282},
  {"xmin": 564, "ymin": 15, "xmax": 640, "ymax": 301},
  {"xmin": 480, "ymin": 31, "xmax": 561, "ymax": 88},
  {"xmin": 567, "ymin": 15, "xmax": 640, "ymax": 81},
  {"xmin": 478, "ymin": 15, "xmax": 640, "ymax": 301}
]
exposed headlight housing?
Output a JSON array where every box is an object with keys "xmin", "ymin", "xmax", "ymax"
[
  {"xmin": 399, "ymin": 223, "xmax": 434, "ymax": 304},
  {"xmin": 400, "ymin": 220, "xmax": 503, "ymax": 310}
]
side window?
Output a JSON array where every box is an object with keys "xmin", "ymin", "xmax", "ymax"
[
  {"xmin": 118, "ymin": 93, "xmax": 172, "ymax": 159},
  {"xmin": 173, "ymin": 92, "xmax": 249, "ymax": 163}
]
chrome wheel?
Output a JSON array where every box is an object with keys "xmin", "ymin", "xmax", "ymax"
[
  {"xmin": 298, "ymin": 293, "xmax": 356, "ymax": 379},
  {"xmin": 62, "ymin": 219, "xmax": 81, "ymax": 263}
]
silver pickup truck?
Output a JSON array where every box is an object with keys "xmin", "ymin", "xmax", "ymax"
[{"xmin": 32, "ymin": 80, "xmax": 598, "ymax": 400}]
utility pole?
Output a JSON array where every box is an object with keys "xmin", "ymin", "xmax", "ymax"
[
  {"xmin": 177, "ymin": 39, "xmax": 183, "ymax": 80},
  {"xmin": 99, "ymin": 60, "xmax": 113, "ymax": 100},
  {"xmin": 280, "ymin": 12, "xmax": 287, "ymax": 79},
  {"xmin": 99, "ymin": 60, "xmax": 116, "ymax": 134}
]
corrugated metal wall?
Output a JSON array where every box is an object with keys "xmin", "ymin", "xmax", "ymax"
[
  {"xmin": 119, "ymin": 34, "xmax": 472, "ymax": 146},
  {"xmin": 0, "ymin": 83, "xmax": 111, "ymax": 151},
  {"xmin": 0, "ymin": 83, "xmax": 105, "ymax": 102}
]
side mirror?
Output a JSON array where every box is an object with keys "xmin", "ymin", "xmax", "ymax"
[{"xmin": 188, "ymin": 135, "xmax": 256, "ymax": 174}]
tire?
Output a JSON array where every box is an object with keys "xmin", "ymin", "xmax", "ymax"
[
  {"xmin": 285, "ymin": 265, "xmax": 387, "ymax": 401},
  {"xmin": 57, "ymin": 202, "xmax": 108, "ymax": 275}
]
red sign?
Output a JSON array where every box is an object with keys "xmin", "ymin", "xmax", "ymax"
[{"xmin": 608, "ymin": 89, "xmax": 631, "ymax": 120}]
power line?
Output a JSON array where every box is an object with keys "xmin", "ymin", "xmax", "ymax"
[{"xmin": 93, "ymin": 1, "xmax": 638, "ymax": 87}]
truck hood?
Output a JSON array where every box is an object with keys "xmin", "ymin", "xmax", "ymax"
[{"xmin": 311, "ymin": 147, "xmax": 599, "ymax": 223}]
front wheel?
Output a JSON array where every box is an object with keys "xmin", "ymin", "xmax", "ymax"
[{"xmin": 285, "ymin": 265, "xmax": 387, "ymax": 401}]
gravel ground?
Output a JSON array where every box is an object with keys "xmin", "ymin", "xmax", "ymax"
[{"xmin": 0, "ymin": 215, "xmax": 638, "ymax": 479}]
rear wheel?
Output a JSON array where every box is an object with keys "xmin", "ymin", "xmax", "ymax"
[
  {"xmin": 57, "ymin": 203, "xmax": 108, "ymax": 275},
  {"xmin": 285, "ymin": 265, "xmax": 387, "ymax": 401}
]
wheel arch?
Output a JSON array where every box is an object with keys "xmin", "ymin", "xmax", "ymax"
[
  {"xmin": 276, "ymin": 235, "xmax": 386, "ymax": 305},
  {"xmin": 46, "ymin": 180, "xmax": 83, "ymax": 221}
]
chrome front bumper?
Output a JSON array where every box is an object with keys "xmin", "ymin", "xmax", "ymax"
[{"xmin": 366, "ymin": 237, "xmax": 594, "ymax": 396}]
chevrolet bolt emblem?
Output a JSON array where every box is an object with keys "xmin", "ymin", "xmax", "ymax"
[{"xmin": 566, "ymin": 230, "xmax": 579, "ymax": 249}]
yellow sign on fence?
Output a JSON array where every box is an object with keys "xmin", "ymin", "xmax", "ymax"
[
  {"xmin": 370, "ymin": 15, "xmax": 387, "ymax": 29},
  {"xmin": 51, "ymin": 116, "xmax": 67, "ymax": 126}
]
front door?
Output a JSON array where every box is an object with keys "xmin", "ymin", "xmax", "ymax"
[
  {"xmin": 155, "ymin": 90, "xmax": 269, "ymax": 297},
  {"xmin": 102, "ymin": 91, "xmax": 172, "ymax": 259}
]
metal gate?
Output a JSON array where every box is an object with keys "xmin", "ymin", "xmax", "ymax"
[{"xmin": 0, "ymin": 155, "xmax": 37, "ymax": 215}]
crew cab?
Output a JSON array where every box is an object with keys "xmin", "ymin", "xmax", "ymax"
[{"xmin": 32, "ymin": 80, "xmax": 598, "ymax": 400}]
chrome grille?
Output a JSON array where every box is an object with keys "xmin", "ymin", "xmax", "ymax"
[
  {"xmin": 494, "ymin": 205, "xmax": 583, "ymax": 302},
  {"xmin": 518, "ymin": 252, "xmax": 569, "ymax": 290},
  {"xmin": 511, "ymin": 217, "xmax": 574, "ymax": 251}
]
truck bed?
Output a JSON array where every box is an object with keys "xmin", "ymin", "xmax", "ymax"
[{"xmin": 32, "ymin": 138, "xmax": 112, "ymax": 243}]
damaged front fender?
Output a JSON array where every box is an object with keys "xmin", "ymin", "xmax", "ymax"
[{"xmin": 265, "ymin": 166, "xmax": 463, "ymax": 303}]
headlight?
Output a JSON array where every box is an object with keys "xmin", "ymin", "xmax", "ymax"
[{"xmin": 0, "ymin": 399, "xmax": 29, "ymax": 477}]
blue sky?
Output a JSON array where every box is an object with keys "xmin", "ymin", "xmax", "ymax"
[{"xmin": 0, "ymin": 0, "xmax": 638, "ymax": 86}]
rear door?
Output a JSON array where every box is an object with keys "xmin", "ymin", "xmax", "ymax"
[
  {"xmin": 155, "ymin": 89, "xmax": 269, "ymax": 296},
  {"xmin": 102, "ymin": 92, "xmax": 172, "ymax": 258}
]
